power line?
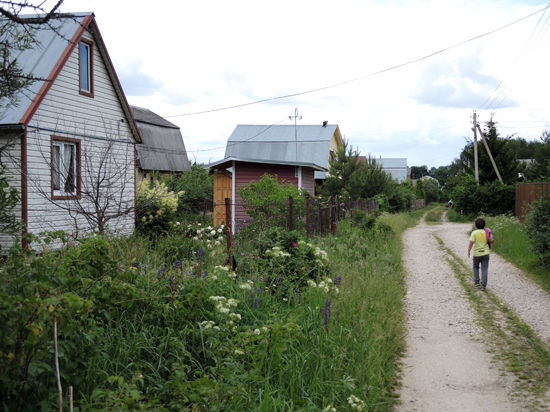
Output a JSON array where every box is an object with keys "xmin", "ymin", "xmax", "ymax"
[{"xmin": 165, "ymin": 4, "xmax": 550, "ymax": 119}]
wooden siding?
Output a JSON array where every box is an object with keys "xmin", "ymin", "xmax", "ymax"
[
  {"xmin": 515, "ymin": 182, "xmax": 550, "ymax": 220},
  {"xmin": 0, "ymin": 134, "xmax": 22, "ymax": 250},
  {"xmin": 24, "ymin": 31, "xmax": 135, "ymax": 242},
  {"xmin": 301, "ymin": 167, "xmax": 315, "ymax": 195}
]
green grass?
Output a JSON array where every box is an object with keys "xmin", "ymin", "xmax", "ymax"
[
  {"xmin": 446, "ymin": 208, "xmax": 475, "ymax": 223},
  {"xmin": 485, "ymin": 215, "xmax": 550, "ymax": 293},
  {"xmin": 1, "ymin": 211, "xmax": 423, "ymax": 411},
  {"xmin": 423, "ymin": 204, "xmax": 446, "ymax": 224},
  {"xmin": 436, "ymin": 235, "xmax": 550, "ymax": 408}
]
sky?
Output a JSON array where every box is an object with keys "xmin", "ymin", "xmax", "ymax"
[{"xmin": 56, "ymin": 0, "xmax": 550, "ymax": 168}]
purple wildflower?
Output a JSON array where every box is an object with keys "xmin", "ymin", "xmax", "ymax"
[
  {"xmin": 197, "ymin": 248, "xmax": 204, "ymax": 261},
  {"xmin": 292, "ymin": 241, "xmax": 298, "ymax": 248},
  {"xmin": 202, "ymin": 270, "xmax": 208, "ymax": 279},
  {"xmin": 254, "ymin": 297, "xmax": 259, "ymax": 308},
  {"xmin": 321, "ymin": 299, "xmax": 331, "ymax": 331},
  {"xmin": 132, "ymin": 259, "xmax": 140, "ymax": 269},
  {"xmin": 158, "ymin": 267, "xmax": 166, "ymax": 278},
  {"xmin": 174, "ymin": 260, "xmax": 182, "ymax": 269},
  {"xmin": 256, "ymin": 287, "xmax": 262, "ymax": 295},
  {"xmin": 334, "ymin": 275, "xmax": 342, "ymax": 286}
]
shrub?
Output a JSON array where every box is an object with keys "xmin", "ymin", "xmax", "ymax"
[
  {"xmin": 527, "ymin": 193, "xmax": 550, "ymax": 269},
  {"xmin": 238, "ymin": 174, "xmax": 306, "ymax": 231},
  {"xmin": 450, "ymin": 175, "xmax": 514, "ymax": 216},
  {"xmin": 136, "ymin": 179, "xmax": 183, "ymax": 237},
  {"xmin": 253, "ymin": 227, "xmax": 331, "ymax": 291}
]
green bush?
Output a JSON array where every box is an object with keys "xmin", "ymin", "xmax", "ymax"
[
  {"xmin": 254, "ymin": 227, "xmax": 331, "ymax": 292},
  {"xmin": 527, "ymin": 193, "xmax": 550, "ymax": 269},
  {"xmin": 450, "ymin": 175, "xmax": 514, "ymax": 216},
  {"xmin": 136, "ymin": 179, "xmax": 182, "ymax": 237},
  {"xmin": 239, "ymin": 174, "xmax": 306, "ymax": 231}
]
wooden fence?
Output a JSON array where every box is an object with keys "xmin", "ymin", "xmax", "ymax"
[{"xmin": 515, "ymin": 183, "xmax": 550, "ymax": 220}]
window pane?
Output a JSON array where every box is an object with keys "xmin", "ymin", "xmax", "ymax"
[
  {"xmin": 80, "ymin": 42, "xmax": 89, "ymax": 91},
  {"xmin": 64, "ymin": 144, "xmax": 75, "ymax": 193},
  {"xmin": 53, "ymin": 145, "xmax": 60, "ymax": 190}
]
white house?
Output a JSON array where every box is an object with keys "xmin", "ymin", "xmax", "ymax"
[{"xmin": 0, "ymin": 13, "xmax": 142, "ymax": 250}]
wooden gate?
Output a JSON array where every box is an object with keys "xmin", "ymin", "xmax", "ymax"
[{"xmin": 213, "ymin": 171, "xmax": 232, "ymax": 226}]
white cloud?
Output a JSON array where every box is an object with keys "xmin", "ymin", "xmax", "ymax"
[{"xmin": 61, "ymin": 0, "xmax": 550, "ymax": 167}]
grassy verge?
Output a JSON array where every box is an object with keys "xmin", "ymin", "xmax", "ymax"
[
  {"xmin": 436, "ymin": 235, "xmax": 550, "ymax": 409},
  {"xmin": 485, "ymin": 215, "xmax": 550, "ymax": 293}
]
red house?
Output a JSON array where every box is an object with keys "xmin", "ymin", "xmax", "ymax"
[{"xmin": 208, "ymin": 124, "xmax": 343, "ymax": 232}]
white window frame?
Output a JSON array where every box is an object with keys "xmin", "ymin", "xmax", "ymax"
[
  {"xmin": 52, "ymin": 137, "xmax": 80, "ymax": 199},
  {"xmin": 79, "ymin": 40, "xmax": 93, "ymax": 96}
]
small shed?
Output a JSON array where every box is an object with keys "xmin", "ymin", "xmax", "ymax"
[
  {"xmin": 131, "ymin": 105, "xmax": 190, "ymax": 182},
  {"xmin": 208, "ymin": 124, "xmax": 341, "ymax": 231}
]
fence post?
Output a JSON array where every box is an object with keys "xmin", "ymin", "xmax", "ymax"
[
  {"xmin": 305, "ymin": 195, "xmax": 310, "ymax": 237},
  {"xmin": 225, "ymin": 198, "xmax": 232, "ymax": 264},
  {"xmin": 288, "ymin": 196, "xmax": 293, "ymax": 231},
  {"xmin": 318, "ymin": 202, "xmax": 322, "ymax": 234}
]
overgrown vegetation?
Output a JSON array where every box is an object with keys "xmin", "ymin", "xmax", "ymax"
[
  {"xmin": 526, "ymin": 193, "xmax": 550, "ymax": 271},
  {"xmin": 1, "ymin": 168, "xmax": 423, "ymax": 410}
]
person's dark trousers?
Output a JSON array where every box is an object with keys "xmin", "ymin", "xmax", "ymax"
[{"xmin": 473, "ymin": 254, "xmax": 490, "ymax": 287}]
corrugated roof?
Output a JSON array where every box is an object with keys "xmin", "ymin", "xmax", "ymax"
[
  {"xmin": 0, "ymin": 13, "xmax": 90, "ymax": 123},
  {"xmin": 206, "ymin": 156, "xmax": 327, "ymax": 171},
  {"xmin": 377, "ymin": 158, "xmax": 408, "ymax": 168},
  {"xmin": 0, "ymin": 13, "xmax": 142, "ymax": 143},
  {"xmin": 132, "ymin": 106, "xmax": 190, "ymax": 173},
  {"xmin": 224, "ymin": 124, "xmax": 341, "ymax": 169},
  {"xmin": 131, "ymin": 106, "xmax": 179, "ymax": 129}
]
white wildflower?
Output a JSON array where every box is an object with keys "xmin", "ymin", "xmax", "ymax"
[
  {"xmin": 234, "ymin": 349, "xmax": 244, "ymax": 355},
  {"xmin": 239, "ymin": 283, "xmax": 252, "ymax": 290},
  {"xmin": 254, "ymin": 328, "xmax": 261, "ymax": 335},
  {"xmin": 322, "ymin": 406, "xmax": 336, "ymax": 412},
  {"xmin": 210, "ymin": 230, "xmax": 216, "ymax": 236}
]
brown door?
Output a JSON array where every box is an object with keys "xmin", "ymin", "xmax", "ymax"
[{"xmin": 213, "ymin": 171, "xmax": 232, "ymax": 226}]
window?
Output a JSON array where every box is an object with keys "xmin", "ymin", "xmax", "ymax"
[
  {"xmin": 52, "ymin": 137, "xmax": 81, "ymax": 199},
  {"xmin": 79, "ymin": 40, "xmax": 93, "ymax": 96}
]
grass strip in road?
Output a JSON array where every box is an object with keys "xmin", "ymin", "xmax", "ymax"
[
  {"xmin": 435, "ymin": 235, "xmax": 550, "ymax": 410},
  {"xmin": 424, "ymin": 204, "xmax": 446, "ymax": 225}
]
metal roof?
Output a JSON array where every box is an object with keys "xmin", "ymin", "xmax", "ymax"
[
  {"xmin": 377, "ymin": 158, "xmax": 408, "ymax": 169},
  {"xmin": 206, "ymin": 156, "xmax": 327, "ymax": 171},
  {"xmin": 224, "ymin": 124, "xmax": 341, "ymax": 170},
  {"xmin": 0, "ymin": 13, "xmax": 142, "ymax": 143},
  {"xmin": 132, "ymin": 106, "xmax": 190, "ymax": 173},
  {"xmin": 0, "ymin": 13, "xmax": 90, "ymax": 123}
]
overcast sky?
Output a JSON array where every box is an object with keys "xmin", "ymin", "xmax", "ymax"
[{"xmin": 60, "ymin": 0, "xmax": 550, "ymax": 168}]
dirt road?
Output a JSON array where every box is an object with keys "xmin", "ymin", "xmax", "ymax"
[{"xmin": 396, "ymin": 219, "xmax": 550, "ymax": 411}]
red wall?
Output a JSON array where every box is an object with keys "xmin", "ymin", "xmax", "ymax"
[{"xmin": 234, "ymin": 162, "xmax": 315, "ymax": 231}]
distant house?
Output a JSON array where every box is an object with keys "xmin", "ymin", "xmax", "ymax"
[
  {"xmin": 0, "ymin": 13, "xmax": 142, "ymax": 250},
  {"xmin": 131, "ymin": 105, "xmax": 190, "ymax": 182},
  {"xmin": 377, "ymin": 158, "xmax": 408, "ymax": 182},
  {"xmin": 357, "ymin": 156, "xmax": 409, "ymax": 182},
  {"xmin": 208, "ymin": 124, "xmax": 343, "ymax": 231}
]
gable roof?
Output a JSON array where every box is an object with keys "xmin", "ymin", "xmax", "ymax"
[
  {"xmin": 224, "ymin": 124, "xmax": 342, "ymax": 169},
  {"xmin": 0, "ymin": 13, "xmax": 142, "ymax": 143},
  {"xmin": 132, "ymin": 105, "xmax": 190, "ymax": 173}
]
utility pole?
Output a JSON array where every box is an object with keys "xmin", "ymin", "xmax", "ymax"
[
  {"xmin": 476, "ymin": 122, "xmax": 503, "ymax": 183},
  {"xmin": 472, "ymin": 111, "xmax": 479, "ymax": 183},
  {"xmin": 289, "ymin": 108, "xmax": 302, "ymax": 162}
]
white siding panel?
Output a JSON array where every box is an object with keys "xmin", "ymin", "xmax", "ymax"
[{"xmin": 24, "ymin": 31, "xmax": 136, "ymax": 244}]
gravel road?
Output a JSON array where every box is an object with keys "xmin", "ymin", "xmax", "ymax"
[{"xmin": 396, "ymin": 218, "xmax": 550, "ymax": 411}]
